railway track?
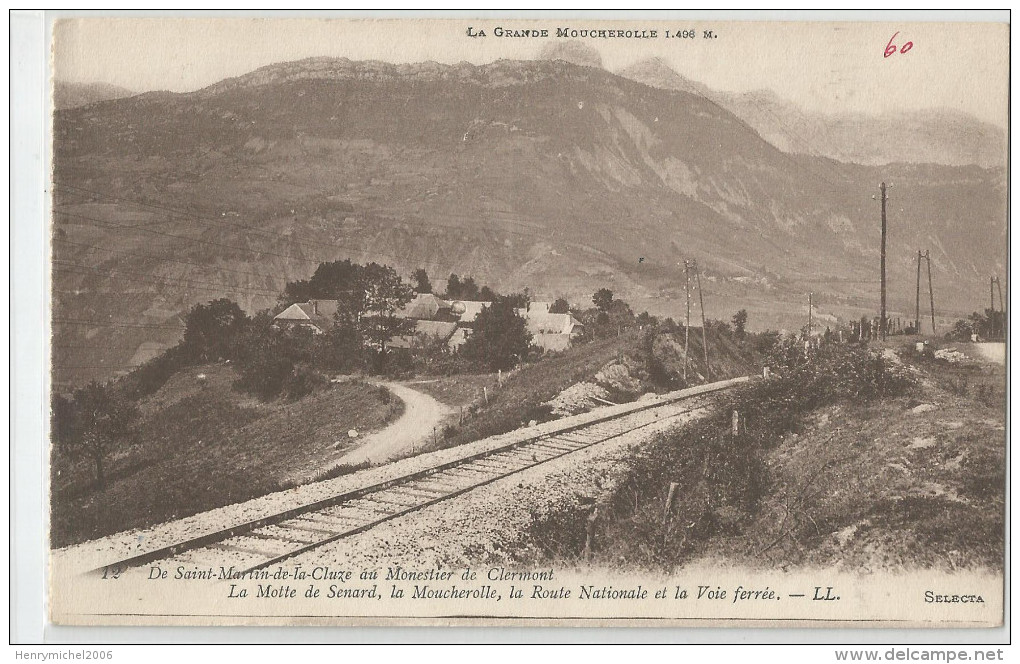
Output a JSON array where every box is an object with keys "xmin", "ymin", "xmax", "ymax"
[{"xmin": 96, "ymin": 377, "xmax": 747, "ymax": 576}]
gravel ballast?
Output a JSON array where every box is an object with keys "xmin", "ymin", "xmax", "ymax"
[{"xmin": 52, "ymin": 379, "xmax": 744, "ymax": 575}]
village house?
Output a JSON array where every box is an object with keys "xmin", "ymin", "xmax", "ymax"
[
  {"xmin": 272, "ymin": 299, "xmax": 339, "ymax": 334},
  {"xmin": 271, "ymin": 294, "xmax": 580, "ymax": 353},
  {"xmin": 514, "ymin": 302, "xmax": 584, "ymax": 352},
  {"xmin": 396, "ymin": 293, "xmax": 454, "ymax": 321},
  {"xmin": 393, "ymin": 294, "xmax": 492, "ymax": 351},
  {"xmin": 388, "ymin": 320, "xmax": 459, "ymax": 350},
  {"xmin": 526, "ymin": 311, "xmax": 584, "ymax": 352}
]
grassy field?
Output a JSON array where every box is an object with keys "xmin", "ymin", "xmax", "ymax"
[
  {"xmin": 401, "ymin": 373, "xmax": 498, "ymax": 408},
  {"xmin": 429, "ymin": 328, "xmax": 760, "ymax": 453},
  {"xmin": 51, "ymin": 364, "xmax": 402, "ymax": 547},
  {"xmin": 698, "ymin": 347, "xmax": 1005, "ymax": 570},
  {"xmin": 515, "ymin": 341, "xmax": 1004, "ymax": 572}
]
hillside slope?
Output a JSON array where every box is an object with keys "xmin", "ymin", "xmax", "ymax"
[
  {"xmin": 620, "ymin": 57, "xmax": 1007, "ymax": 169},
  {"xmin": 53, "ymin": 80, "xmax": 135, "ymax": 110},
  {"xmin": 52, "ymin": 57, "xmax": 1006, "ymax": 385}
]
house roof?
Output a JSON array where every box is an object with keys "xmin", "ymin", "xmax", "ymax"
[
  {"xmin": 451, "ymin": 300, "xmax": 490, "ymax": 323},
  {"xmin": 275, "ymin": 302, "xmax": 313, "ymax": 322},
  {"xmin": 398, "ymin": 293, "xmax": 452, "ymax": 320},
  {"xmin": 274, "ymin": 300, "xmax": 337, "ymax": 331},
  {"xmin": 388, "ymin": 320, "xmax": 458, "ymax": 349},
  {"xmin": 414, "ymin": 320, "xmax": 458, "ymax": 339},
  {"xmin": 525, "ymin": 313, "xmax": 583, "ymax": 336}
]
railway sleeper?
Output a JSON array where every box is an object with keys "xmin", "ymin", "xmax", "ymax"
[
  {"xmin": 420, "ymin": 473, "xmax": 478, "ymax": 487},
  {"xmin": 207, "ymin": 540, "xmax": 280, "ymax": 559},
  {"xmin": 276, "ymin": 520, "xmax": 342, "ymax": 536},
  {"xmin": 335, "ymin": 500, "xmax": 398, "ymax": 517},
  {"xmin": 249, "ymin": 526, "xmax": 321, "ymax": 545},
  {"xmin": 367, "ymin": 493, "xmax": 424, "ymax": 509},
  {"xmin": 399, "ymin": 482, "xmax": 454, "ymax": 496},
  {"xmin": 388, "ymin": 485, "xmax": 449, "ymax": 500},
  {"xmin": 495, "ymin": 449, "xmax": 555, "ymax": 464},
  {"xmin": 484, "ymin": 454, "xmax": 540, "ymax": 470},
  {"xmin": 224, "ymin": 535, "xmax": 297, "ymax": 557},
  {"xmin": 529, "ymin": 441, "xmax": 577, "ymax": 454},
  {"xmin": 543, "ymin": 436, "xmax": 591, "ymax": 448}
]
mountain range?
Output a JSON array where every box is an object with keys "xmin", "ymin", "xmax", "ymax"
[
  {"xmin": 619, "ymin": 57, "xmax": 1007, "ymax": 169},
  {"xmin": 53, "ymin": 80, "xmax": 135, "ymax": 110},
  {"xmin": 51, "ymin": 53, "xmax": 1007, "ymax": 386}
]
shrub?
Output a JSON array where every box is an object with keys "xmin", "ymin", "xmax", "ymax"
[
  {"xmin": 526, "ymin": 340, "xmax": 913, "ymax": 568},
  {"xmin": 285, "ymin": 366, "xmax": 326, "ymax": 400},
  {"xmin": 234, "ymin": 354, "xmax": 294, "ymax": 401}
]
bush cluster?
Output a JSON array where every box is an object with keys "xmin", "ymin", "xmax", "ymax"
[{"xmin": 564, "ymin": 340, "xmax": 914, "ymax": 568}]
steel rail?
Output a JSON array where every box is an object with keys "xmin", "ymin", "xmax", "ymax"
[{"xmin": 94, "ymin": 376, "xmax": 747, "ymax": 576}]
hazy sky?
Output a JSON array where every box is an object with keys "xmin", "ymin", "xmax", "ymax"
[{"xmin": 52, "ymin": 15, "xmax": 1009, "ymax": 127}]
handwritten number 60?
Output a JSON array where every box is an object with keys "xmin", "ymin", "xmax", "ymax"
[{"xmin": 885, "ymin": 32, "xmax": 913, "ymax": 58}]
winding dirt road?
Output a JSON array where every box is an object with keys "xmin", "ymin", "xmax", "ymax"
[{"xmin": 337, "ymin": 381, "xmax": 452, "ymax": 465}]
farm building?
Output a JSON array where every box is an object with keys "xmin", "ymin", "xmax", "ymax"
[
  {"xmin": 388, "ymin": 320, "xmax": 459, "ymax": 350},
  {"xmin": 272, "ymin": 299, "xmax": 339, "ymax": 334},
  {"xmin": 397, "ymin": 293, "xmax": 454, "ymax": 321},
  {"xmin": 449, "ymin": 300, "xmax": 490, "ymax": 327},
  {"xmin": 526, "ymin": 312, "xmax": 584, "ymax": 352}
]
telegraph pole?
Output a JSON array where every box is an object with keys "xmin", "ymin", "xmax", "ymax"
[
  {"xmin": 683, "ymin": 260, "xmax": 691, "ymax": 382},
  {"xmin": 694, "ymin": 261, "xmax": 710, "ymax": 380},
  {"xmin": 990, "ymin": 276, "xmax": 1004, "ymax": 338},
  {"xmin": 878, "ymin": 182, "xmax": 888, "ymax": 340},
  {"xmin": 915, "ymin": 250, "xmax": 922, "ymax": 334},
  {"xmin": 808, "ymin": 292, "xmax": 813, "ymax": 338},
  {"xmin": 990, "ymin": 276, "xmax": 997, "ymax": 338},
  {"xmin": 925, "ymin": 250, "xmax": 936, "ymax": 336}
]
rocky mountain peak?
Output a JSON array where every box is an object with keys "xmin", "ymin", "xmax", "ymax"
[{"xmin": 536, "ymin": 41, "xmax": 603, "ymax": 69}]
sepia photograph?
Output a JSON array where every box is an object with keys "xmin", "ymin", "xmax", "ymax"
[{"xmin": 38, "ymin": 13, "xmax": 1007, "ymax": 629}]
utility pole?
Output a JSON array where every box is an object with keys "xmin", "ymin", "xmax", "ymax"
[
  {"xmin": 683, "ymin": 260, "xmax": 691, "ymax": 382},
  {"xmin": 987, "ymin": 275, "xmax": 995, "ymax": 338},
  {"xmin": 877, "ymin": 182, "xmax": 889, "ymax": 340},
  {"xmin": 996, "ymin": 277, "xmax": 1004, "ymax": 339},
  {"xmin": 925, "ymin": 250, "xmax": 936, "ymax": 336},
  {"xmin": 694, "ymin": 261, "xmax": 709, "ymax": 380},
  {"xmin": 808, "ymin": 292, "xmax": 813, "ymax": 338},
  {"xmin": 915, "ymin": 250, "xmax": 922, "ymax": 334},
  {"xmin": 990, "ymin": 276, "xmax": 1004, "ymax": 338}
]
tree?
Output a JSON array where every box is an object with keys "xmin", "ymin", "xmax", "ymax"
[
  {"xmin": 235, "ymin": 350, "xmax": 294, "ymax": 401},
  {"xmin": 967, "ymin": 308, "xmax": 1005, "ymax": 340},
  {"xmin": 732, "ymin": 309, "xmax": 748, "ymax": 339},
  {"xmin": 306, "ymin": 259, "xmax": 362, "ymax": 299},
  {"xmin": 314, "ymin": 319, "xmax": 363, "ymax": 372},
  {"xmin": 446, "ymin": 274, "xmax": 462, "ymax": 298},
  {"xmin": 233, "ymin": 313, "xmax": 296, "ymax": 400},
  {"xmin": 357, "ymin": 263, "xmax": 415, "ymax": 370},
  {"xmin": 459, "ymin": 276, "xmax": 481, "ymax": 299},
  {"xmin": 950, "ymin": 318, "xmax": 974, "ymax": 341},
  {"xmin": 500, "ymin": 291, "xmax": 531, "ymax": 309},
  {"xmin": 593, "ymin": 288, "xmax": 614, "ymax": 313},
  {"xmin": 461, "ymin": 299, "xmax": 532, "ymax": 371},
  {"xmin": 479, "ymin": 286, "xmax": 498, "ymax": 302},
  {"xmin": 182, "ymin": 298, "xmax": 249, "ymax": 362},
  {"xmin": 550, "ymin": 297, "xmax": 570, "ymax": 314},
  {"xmin": 411, "ymin": 268, "xmax": 432, "ymax": 294},
  {"xmin": 67, "ymin": 381, "xmax": 137, "ymax": 490}
]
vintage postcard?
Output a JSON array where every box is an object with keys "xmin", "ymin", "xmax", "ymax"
[{"xmin": 46, "ymin": 14, "xmax": 1008, "ymax": 628}]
